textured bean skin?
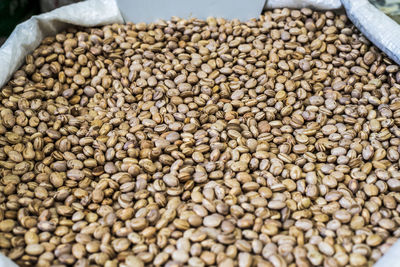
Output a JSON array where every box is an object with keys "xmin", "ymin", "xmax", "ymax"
[{"xmin": 0, "ymin": 8, "xmax": 399, "ymax": 267}]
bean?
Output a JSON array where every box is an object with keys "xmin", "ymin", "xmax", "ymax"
[{"xmin": 0, "ymin": 9, "xmax": 399, "ymax": 267}]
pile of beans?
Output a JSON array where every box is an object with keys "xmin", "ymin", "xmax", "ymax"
[{"xmin": 0, "ymin": 7, "xmax": 400, "ymax": 267}]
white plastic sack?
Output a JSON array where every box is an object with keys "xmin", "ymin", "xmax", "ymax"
[
  {"xmin": 0, "ymin": 254, "xmax": 19, "ymax": 267},
  {"xmin": 374, "ymin": 240, "xmax": 400, "ymax": 267},
  {"xmin": 342, "ymin": 0, "xmax": 400, "ymax": 66},
  {"xmin": 0, "ymin": 0, "xmax": 123, "ymax": 89}
]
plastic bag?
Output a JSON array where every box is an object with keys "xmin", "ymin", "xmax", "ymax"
[
  {"xmin": 342, "ymin": 0, "xmax": 400, "ymax": 65},
  {"xmin": 0, "ymin": 254, "xmax": 18, "ymax": 267},
  {"xmin": 0, "ymin": 0, "xmax": 123, "ymax": 88}
]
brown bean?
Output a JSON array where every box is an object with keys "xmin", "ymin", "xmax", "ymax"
[{"xmin": 0, "ymin": 10, "xmax": 399, "ymax": 267}]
